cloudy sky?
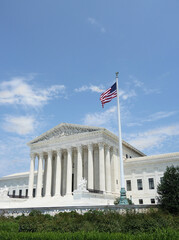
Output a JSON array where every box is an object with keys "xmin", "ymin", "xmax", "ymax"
[{"xmin": 0, "ymin": 1, "xmax": 178, "ymax": 177}]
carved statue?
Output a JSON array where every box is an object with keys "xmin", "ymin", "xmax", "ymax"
[
  {"xmin": 0, "ymin": 185, "xmax": 9, "ymax": 198},
  {"xmin": 77, "ymin": 178, "xmax": 87, "ymax": 191}
]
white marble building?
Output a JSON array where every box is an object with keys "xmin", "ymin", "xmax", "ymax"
[{"xmin": 0, "ymin": 123, "xmax": 179, "ymax": 206}]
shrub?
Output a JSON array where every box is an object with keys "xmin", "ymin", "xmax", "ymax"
[
  {"xmin": 3, "ymin": 209, "xmax": 178, "ymax": 234},
  {"xmin": 0, "ymin": 221, "xmax": 19, "ymax": 232},
  {"xmin": 0, "ymin": 229, "xmax": 179, "ymax": 240},
  {"xmin": 157, "ymin": 165, "xmax": 179, "ymax": 214},
  {"xmin": 29, "ymin": 210, "xmax": 42, "ymax": 216}
]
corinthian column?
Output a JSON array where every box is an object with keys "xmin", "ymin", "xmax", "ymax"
[
  {"xmin": 45, "ymin": 150, "xmax": 52, "ymax": 197},
  {"xmin": 66, "ymin": 147, "xmax": 72, "ymax": 195},
  {"xmin": 111, "ymin": 147, "xmax": 117, "ymax": 193},
  {"xmin": 77, "ymin": 145, "xmax": 83, "ymax": 188},
  {"xmin": 54, "ymin": 149, "xmax": 62, "ymax": 196},
  {"xmin": 98, "ymin": 143, "xmax": 105, "ymax": 193},
  {"xmin": 88, "ymin": 143, "xmax": 93, "ymax": 190},
  {"xmin": 105, "ymin": 145, "xmax": 111, "ymax": 193},
  {"xmin": 36, "ymin": 152, "xmax": 43, "ymax": 197},
  {"xmin": 28, "ymin": 153, "xmax": 36, "ymax": 198}
]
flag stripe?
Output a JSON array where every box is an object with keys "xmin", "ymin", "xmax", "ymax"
[{"xmin": 100, "ymin": 82, "xmax": 117, "ymax": 107}]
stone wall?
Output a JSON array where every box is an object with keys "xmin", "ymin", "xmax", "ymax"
[{"xmin": 0, "ymin": 204, "xmax": 158, "ymax": 217}]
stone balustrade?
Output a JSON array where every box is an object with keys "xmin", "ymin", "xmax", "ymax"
[{"xmin": 0, "ymin": 204, "xmax": 158, "ymax": 218}]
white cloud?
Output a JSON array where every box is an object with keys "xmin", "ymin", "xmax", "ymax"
[
  {"xmin": 100, "ymin": 27, "xmax": 106, "ymax": 33},
  {"xmin": 0, "ymin": 76, "xmax": 65, "ymax": 107},
  {"xmin": 2, "ymin": 115, "xmax": 36, "ymax": 135},
  {"xmin": 127, "ymin": 124, "xmax": 179, "ymax": 151},
  {"xmin": 120, "ymin": 89, "xmax": 136, "ymax": 100},
  {"xmin": 88, "ymin": 17, "xmax": 97, "ymax": 25},
  {"xmin": 133, "ymin": 79, "xmax": 143, "ymax": 87},
  {"xmin": 75, "ymin": 84, "xmax": 136, "ymax": 100},
  {"xmin": 129, "ymin": 75, "xmax": 160, "ymax": 95},
  {"xmin": 146, "ymin": 111, "xmax": 177, "ymax": 122},
  {"xmin": 88, "ymin": 17, "xmax": 106, "ymax": 33},
  {"xmin": 75, "ymin": 85, "xmax": 104, "ymax": 93},
  {"xmin": 127, "ymin": 111, "xmax": 177, "ymax": 127},
  {"xmin": 83, "ymin": 106, "xmax": 117, "ymax": 128},
  {"xmin": 0, "ymin": 136, "xmax": 32, "ymax": 177}
]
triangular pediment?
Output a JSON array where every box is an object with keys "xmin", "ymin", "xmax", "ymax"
[{"xmin": 28, "ymin": 123, "xmax": 102, "ymax": 145}]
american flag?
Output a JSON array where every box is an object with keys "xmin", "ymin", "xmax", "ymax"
[{"xmin": 100, "ymin": 82, "xmax": 117, "ymax": 108}]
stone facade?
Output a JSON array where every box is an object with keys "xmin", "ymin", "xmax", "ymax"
[{"xmin": 0, "ymin": 123, "xmax": 178, "ymax": 206}]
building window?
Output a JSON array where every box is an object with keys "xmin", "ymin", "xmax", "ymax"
[
  {"xmin": 19, "ymin": 190, "xmax": 22, "ymax": 198},
  {"xmin": 151, "ymin": 199, "xmax": 155, "ymax": 204},
  {"xmin": 129, "ymin": 156, "xmax": 132, "ymax": 158},
  {"xmin": 26, "ymin": 189, "xmax": 28, "ymax": 197},
  {"xmin": 148, "ymin": 178, "xmax": 155, "ymax": 189},
  {"xmin": 126, "ymin": 180, "xmax": 132, "ymax": 191},
  {"xmin": 33, "ymin": 188, "xmax": 36, "ymax": 198},
  {"xmin": 137, "ymin": 179, "xmax": 143, "ymax": 190},
  {"xmin": 13, "ymin": 190, "xmax": 15, "ymax": 198},
  {"xmin": 139, "ymin": 199, "xmax": 143, "ymax": 204},
  {"xmin": 116, "ymin": 180, "xmax": 118, "ymax": 184},
  {"xmin": 160, "ymin": 177, "xmax": 163, "ymax": 183},
  {"xmin": 126, "ymin": 154, "xmax": 128, "ymax": 158}
]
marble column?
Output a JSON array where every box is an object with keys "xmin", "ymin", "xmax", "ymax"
[
  {"xmin": 83, "ymin": 148, "xmax": 88, "ymax": 181},
  {"xmin": 36, "ymin": 152, "xmax": 43, "ymax": 197},
  {"xmin": 54, "ymin": 149, "xmax": 62, "ymax": 196},
  {"xmin": 28, "ymin": 153, "xmax": 36, "ymax": 198},
  {"xmin": 43, "ymin": 156, "xmax": 47, "ymax": 196},
  {"xmin": 62, "ymin": 152, "xmax": 67, "ymax": 196},
  {"xmin": 114, "ymin": 147, "xmax": 120, "ymax": 193},
  {"xmin": 45, "ymin": 150, "xmax": 52, "ymax": 197},
  {"xmin": 77, "ymin": 145, "xmax": 83, "ymax": 188},
  {"xmin": 66, "ymin": 147, "xmax": 72, "ymax": 195},
  {"xmin": 98, "ymin": 143, "xmax": 105, "ymax": 193},
  {"xmin": 88, "ymin": 143, "xmax": 93, "ymax": 190},
  {"xmin": 73, "ymin": 150, "xmax": 77, "ymax": 190},
  {"xmin": 105, "ymin": 145, "xmax": 111, "ymax": 193}
]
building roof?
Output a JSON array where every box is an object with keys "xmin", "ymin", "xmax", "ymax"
[
  {"xmin": 27, "ymin": 123, "xmax": 103, "ymax": 145},
  {"xmin": 124, "ymin": 152, "xmax": 179, "ymax": 165},
  {"xmin": 0, "ymin": 171, "xmax": 37, "ymax": 180},
  {"xmin": 27, "ymin": 122, "xmax": 146, "ymax": 156}
]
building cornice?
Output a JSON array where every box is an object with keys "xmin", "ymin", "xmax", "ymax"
[
  {"xmin": 124, "ymin": 152, "xmax": 179, "ymax": 166},
  {"xmin": 0, "ymin": 171, "xmax": 37, "ymax": 181}
]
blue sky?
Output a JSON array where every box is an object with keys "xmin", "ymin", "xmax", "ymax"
[{"xmin": 0, "ymin": 0, "xmax": 179, "ymax": 177}]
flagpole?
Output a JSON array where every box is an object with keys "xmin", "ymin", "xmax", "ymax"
[{"xmin": 116, "ymin": 72, "xmax": 128, "ymax": 205}]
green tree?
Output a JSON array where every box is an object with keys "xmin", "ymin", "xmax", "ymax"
[{"xmin": 157, "ymin": 165, "xmax": 179, "ymax": 214}]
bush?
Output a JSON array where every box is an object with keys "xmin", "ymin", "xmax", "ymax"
[
  {"xmin": 0, "ymin": 229, "xmax": 178, "ymax": 240},
  {"xmin": 29, "ymin": 210, "xmax": 42, "ymax": 216},
  {"xmin": 157, "ymin": 165, "xmax": 179, "ymax": 214},
  {"xmin": 0, "ymin": 221, "xmax": 19, "ymax": 232},
  {"xmin": 1, "ymin": 209, "xmax": 178, "ymax": 234}
]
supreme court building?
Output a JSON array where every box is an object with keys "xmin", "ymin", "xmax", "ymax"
[{"xmin": 0, "ymin": 123, "xmax": 179, "ymax": 206}]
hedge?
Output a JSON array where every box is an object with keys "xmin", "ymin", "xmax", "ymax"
[
  {"xmin": 0, "ymin": 210, "xmax": 178, "ymax": 235},
  {"xmin": 0, "ymin": 229, "xmax": 178, "ymax": 240},
  {"xmin": 16, "ymin": 210, "xmax": 176, "ymax": 233},
  {"xmin": 0, "ymin": 222, "xmax": 19, "ymax": 233}
]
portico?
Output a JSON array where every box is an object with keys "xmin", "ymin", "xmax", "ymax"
[
  {"xmin": 27, "ymin": 123, "xmax": 145, "ymax": 200},
  {"xmin": 28, "ymin": 143, "xmax": 118, "ymax": 198}
]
